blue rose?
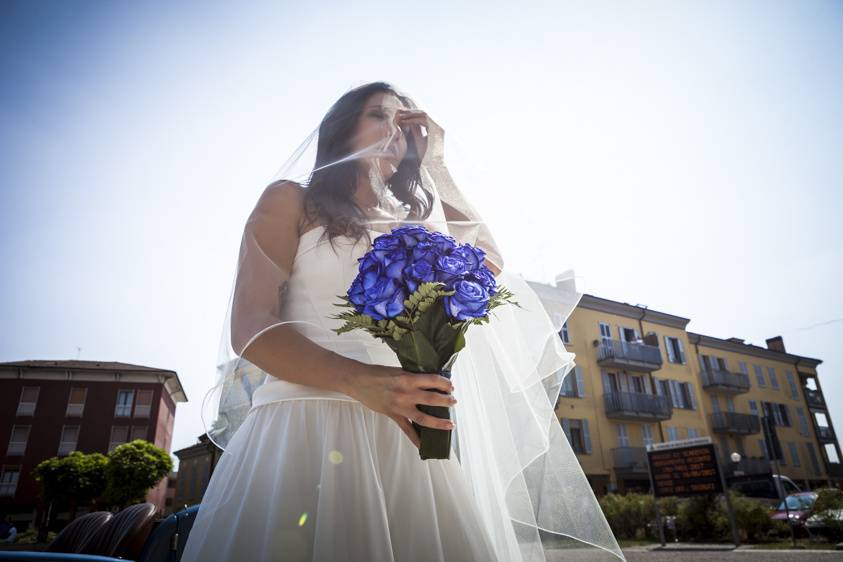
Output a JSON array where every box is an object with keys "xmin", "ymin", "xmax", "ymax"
[
  {"xmin": 451, "ymin": 243, "xmax": 486, "ymax": 271},
  {"xmin": 391, "ymin": 225, "xmax": 430, "ymax": 248},
  {"xmin": 362, "ymin": 277, "xmax": 406, "ymax": 320},
  {"xmin": 382, "ymin": 248, "xmax": 409, "ymax": 280},
  {"xmin": 411, "ymin": 240, "xmax": 441, "ymax": 265},
  {"xmin": 434, "ymin": 254, "xmax": 470, "ymax": 285},
  {"xmin": 466, "ymin": 266, "xmax": 497, "ymax": 295},
  {"xmin": 347, "ymin": 276, "xmax": 366, "ymax": 310},
  {"xmin": 403, "ymin": 260, "xmax": 435, "ymax": 293},
  {"xmin": 443, "ymin": 279, "xmax": 490, "ymax": 320},
  {"xmin": 371, "ymin": 234, "xmax": 404, "ymax": 262},
  {"xmin": 428, "ymin": 231, "xmax": 458, "ymax": 253}
]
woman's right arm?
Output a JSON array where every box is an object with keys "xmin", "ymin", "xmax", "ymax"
[{"xmin": 232, "ymin": 181, "xmax": 456, "ymax": 448}]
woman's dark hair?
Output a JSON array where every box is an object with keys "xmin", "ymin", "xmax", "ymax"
[{"xmin": 299, "ymin": 81, "xmax": 434, "ymax": 248}]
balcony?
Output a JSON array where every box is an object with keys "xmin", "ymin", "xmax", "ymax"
[
  {"xmin": 597, "ymin": 339, "xmax": 663, "ymax": 372},
  {"xmin": 710, "ymin": 412, "xmax": 761, "ymax": 435},
  {"xmin": 723, "ymin": 457, "xmax": 772, "ymax": 477},
  {"xmin": 805, "ymin": 388, "xmax": 826, "ymax": 409},
  {"xmin": 701, "ymin": 369, "xmax": 751, "ymax": 394},
  {"xmin": 604, "ymin": 391, "xmax": 672, "ymax": 421},
  {"xmin": 612, "ymin": 447, "xmax": 649, "ymax": 475},
  {"xmin": 816, "ymin": 426, "xmax": 836, "ymax": 442}
]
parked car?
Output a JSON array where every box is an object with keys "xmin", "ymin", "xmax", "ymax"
[
  {"xmin": 806, "ymin": 506, "xmax": 843, "ymax": 540},
  {"xmin": 730, "ymin": 473, "xmax": 802, "ymax": 507},
  {"xmin": 769, "ymin": 491, "xmax": 818, "ymax": 530}
]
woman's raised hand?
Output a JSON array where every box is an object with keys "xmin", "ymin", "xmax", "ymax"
[
  {"xmin": 345, "ymin": 363, "xmax": 456, "ymax": 449},
  {"xmin": 396, "ymin": 108, "xmax": 445, "ymax": 165}
]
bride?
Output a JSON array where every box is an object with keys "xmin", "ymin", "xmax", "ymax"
[{"xmin": 182, "ymin": 81, "xmax": 624, "ymax": 562}]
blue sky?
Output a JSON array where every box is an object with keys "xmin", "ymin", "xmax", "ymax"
[{"xmin": 2, "ymin": 0, "xmax": 841, "ymax": 469}]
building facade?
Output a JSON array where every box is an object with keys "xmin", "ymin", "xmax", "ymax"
[
  {"xmin": 527, "ymin": 283, "xmax": 842, "ymax": 495},
  {"xmin": 171, "ymin": 433, "xmax": 222, "ymax": 514},
  {"xmin": 0, "ymin": 360, "xmax": 187, "ymax": 527}
]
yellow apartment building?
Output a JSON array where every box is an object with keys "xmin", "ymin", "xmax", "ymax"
[{"xmin": 527, "ymin": 281, "xmax": 842, "ymax": 496}]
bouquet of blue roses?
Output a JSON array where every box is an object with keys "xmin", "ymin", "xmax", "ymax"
[{"xmin": 331, "ymin": 224, "xmax": 517, "ymax": 460}]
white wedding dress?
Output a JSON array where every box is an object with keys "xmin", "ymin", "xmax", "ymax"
[{"xmin": 180, "ymin": 226, "xmax": 503, "ymax": 562}]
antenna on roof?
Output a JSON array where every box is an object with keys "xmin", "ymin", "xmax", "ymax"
[{"xmin": 75, "ymin": 347, "xmax": 81, "ymax": 360}]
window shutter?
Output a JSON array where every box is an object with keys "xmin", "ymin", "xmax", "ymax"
[
  {"xmin": 582, "ymin": 419, "xmax": 592, "ymax": 454},
  {"xmin": 601, "ymin": 371, "xmax": 612, "ymax": 394},
  {"xmin": 664, "ymin": 336, "xmax": 676, "ymax": 363},
  {"xmin": 561, "ymin": 418, "xmax": 571, "ymax": 442},
  {"xmin": 780, "ymin": 404, "xmax": 791, "ymax": 427},
  {"xmin": 575, "ymin": 367, "xmax": 585, "ymax": 398},
  {"xmin": 686, "ymin": 383, "xmax": 697, "ymax": 410},
  {"xmin": 677, "ymin": 339, "xmax": 686, "ymax": 363}
]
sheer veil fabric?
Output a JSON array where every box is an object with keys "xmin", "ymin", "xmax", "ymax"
[{"xmin": 200, "ymin": 82, "xmax": 624, "ymax": 561}]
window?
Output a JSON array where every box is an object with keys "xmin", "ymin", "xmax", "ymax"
[
  {"xmin": 643, "ymin": 424, "xmax": 654, "ymax": 448},
  {"xmin": 825, "ymin": 444, "xmax": 841, "ymax": 464},
  {"xmin": 739, "ymin": 362, "xmax": 749, "ymax": 375},
  {"xmin": 666, "ymin": 380, "xmax": 696, "ymax": 410},
  {"xmin": 109, "ymin": 426, "xmax": 129, "ymax": 452},
  {"xmin": 16, "ymin": 387, "xmax": 39, "ymax": 416},
  {"xmin": 785, "ymin": 371, "xmax": 799, "ymax": 401},
  {"xmin": 631, "ymin": 375, "xmax": 644, "ymax": 394},
  {"xmin": 130, "ymin": 426, "xmax": 148, "ymax": 442},
  {"xmin": 749, "ymin": 400, "xmax": 759, "ymax": 417},
  {"xmin": 796, "ymin": 407, "xmax": 809, "ymax": 436},
  {"xmin": 616, "ymin": 424, "xmax": 630, "ymax": 447},
  {"xmin": 754, "ymin": 365, "xmax": 766, "ymax": 388},
  {"xmin": 66, "ymin": 387, "xmax": 87, "ymax": 417},
  {"xmin": 134, "ymin": 390, "xmax": 153, "ymax": 418},
  {"xmin": 806, "ymin": 442, "xmax": 821, "ymax": 475},
  {"xmin": 58, "ymin": 425, "xmax": 79, "ymax": 456},
  {"xmin": 768, "ymin": 367, "xmax": 780, "ymax": 391},
  {"xmin": 560, "ymin": 367, "xmax": 585, "ymax": 398},
  {"xmin": 664, "ymin": 336, "xmax": 686, "ymax": 364},
  {"xmin": 599, "ymin": 322, "xmax": 612, "ymax": 344},
  {"xmin": 560, "ymin": 322, "xmax": 570, "ymax": 344},
  {"xmin": 619, "ymin": 326, "xmax": 638, "ymax": 343},
  {"xmin": 758, "ymin": 439, "xmax": 768, "ymax": 460},
  {"xmin": 710, "ymin": 396, "xmax": 721, "ymax": 413},
  {"xmin": 725, "ymin": 397, "xmax": 736, "ymax": 413},
  {"xmin": 561, "ymin": 419, "xmax": 592, "ymax": 454},
  {"xmin": 788, "ymin": 442, "xmax": 801, "ymax": 467},
  {"xmin": 667, "ymin": 426, "xmax": 679, "ymax": 442},
  {"xmin": 0, "ymin": 467, "xmax": 20, "ymax": 497},
  {"xmin": 778, "ymin": 404, "xmax": 791, "ymax": 427},
  {"xmin": 688, "ymin": 428, "xmax": 700, "ymax": 438},
  {"xmin": 115, "ymin": 390, "xmax": 134, "ymax": 417},
  {"xmin": 6, "ymin": 425, "xmax": 30, "ymax": 456}
]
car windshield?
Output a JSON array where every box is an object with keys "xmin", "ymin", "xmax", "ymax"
[{"xmin": 777, "ymin": 494, "xmax": 817, "ymax": 511}]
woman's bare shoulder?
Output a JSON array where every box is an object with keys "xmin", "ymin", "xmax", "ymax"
[{"xmin": 254, "ymin": 179, "xmax": 310, "ymax": 233}]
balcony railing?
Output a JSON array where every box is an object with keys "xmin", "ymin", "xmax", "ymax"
[
  {"xmin": 597, "ymin": 339, "xmax": 663, "ymax": 372},
  {"xmin": 612, "ymin": 447, "xmax": 649, "ymax": 474},
  {"xmin": 723, "ymin": 457, "xmax": 772, "ymax": 477},
  {"xmin": 805, "ymin": 388, "xmax": 826, "ymax": 409},
  {"xmin": 604, "ymin": 391, "xmax": 672, "ymax": 421},
  {"xmin": 816, "ymin": 426, "xmax": 836, "ymax": 442},
  {"xmin": 701, "ymin": 369, "xmax": 751, "ymax": 394},
  {"xmin": 710, "ymin": 412, "xmax": 761, "ymax": 435}
]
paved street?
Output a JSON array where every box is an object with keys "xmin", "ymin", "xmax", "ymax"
[{"xmin": 544, "ymin": 547, "xmax": 843, "ymax": 562}]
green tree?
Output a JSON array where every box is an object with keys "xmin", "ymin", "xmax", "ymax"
[
  {"xmin": 32, "ymin": 451, "xmax": 108, "ymax": 519},
  {"xmin": 105, "ymin": 439, "xmax": 173, "ymax": 508}
]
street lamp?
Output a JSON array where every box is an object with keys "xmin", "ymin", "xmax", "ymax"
[{"xmin": 730, "ymin": 452, "xmax": 743, "ymax": 476}]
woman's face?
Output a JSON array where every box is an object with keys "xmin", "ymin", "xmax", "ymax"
[{"xmin": 350, "ymin": 92, "xmax": 408, "ymax": 181}]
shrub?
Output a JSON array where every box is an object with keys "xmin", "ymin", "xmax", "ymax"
[
  {"xmin": 599, "ymin": 493, "xmax": 656, "ymax": 540},
  {"xmin": 729, "ymin": 491, "xmax": 775, "ymax": 543}
]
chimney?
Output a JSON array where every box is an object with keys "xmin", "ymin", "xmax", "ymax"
[
  {"xmin": 766, "ymin": 336, "xmax": 786, "ymax": 353},
  {"xmin": 727, "ymin": 337, "xmax": 745, "ymax": 344}
]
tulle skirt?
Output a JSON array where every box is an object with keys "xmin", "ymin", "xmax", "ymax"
[{"xmin": 180, "ymin": 388, "xmax": 501, "ymax": 562}]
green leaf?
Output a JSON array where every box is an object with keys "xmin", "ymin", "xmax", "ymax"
[{"xmin": 397, "ymin": 331, "xmax": 440, "ymax": 373}]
